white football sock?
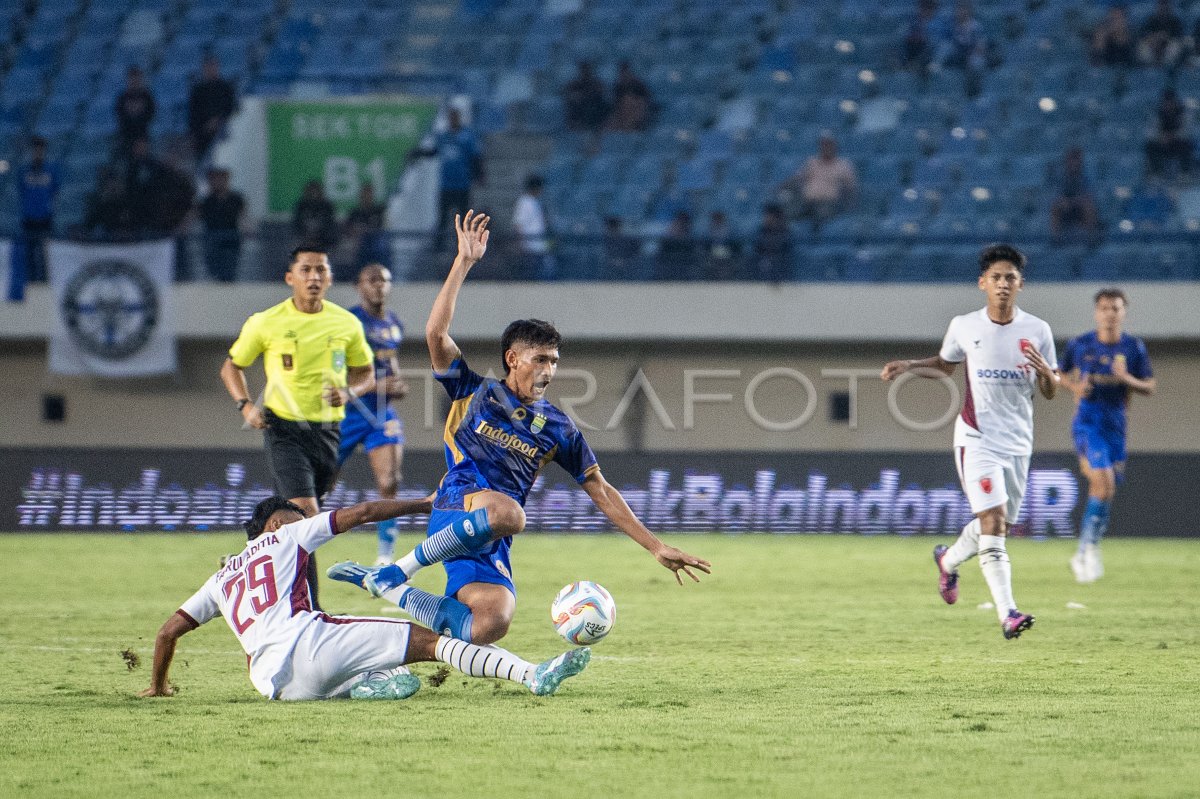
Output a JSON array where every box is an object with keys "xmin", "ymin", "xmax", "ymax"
[
  {"xmin": 978, "ymin": 534, "xmax": 1015, "ymax": 622},
  {"xmin": 435, "ymin": 636, "xmax": 535, "ymax": 684},
  {"xmin": 941, "ymin": 518, "xmax": 981, "ymax": 573}
]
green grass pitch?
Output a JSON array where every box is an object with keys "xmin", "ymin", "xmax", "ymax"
[{"xmin": 1, "ymin": 532, "xmax": 1198, "ymax": 798}]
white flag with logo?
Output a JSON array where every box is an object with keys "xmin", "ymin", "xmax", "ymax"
[{"xmin": 48, "ymin": 240, "xmax": 177, "ymax": 376}]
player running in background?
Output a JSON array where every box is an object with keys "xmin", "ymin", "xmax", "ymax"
[
  {"xmin": 328, "ymin": 210, "xmax": 711, "ymax": 645},
  {"xmin": 882, "ymin": 244, "xmax": 1058, "ymax": 640},
  {"xmin": 139, "ymin": 495, "xmax": 590, "ymax": 701},
  {"xmin": 1059, "ymin": 288, "xmax": 1156, "ymax": 583},
  {"xmin": 338, "ymin": 263, "xmax": 410, "ymax": 565}
]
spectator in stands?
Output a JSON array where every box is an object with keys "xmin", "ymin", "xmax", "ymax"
[
  {"xmin": 1137, "ymin": 0, "xmax": 1185, "ymax": 68},
  {"xmin": 1091, "ymin": 6, "xmax": 1137, "ymax": 67},
  {"xmin": 188, "ymin": 54, "xmax": 237, "ymax": 160},
  {"xmin": 562, "ymin": 61, "xmax": 608, "ymax": 132},
  {"xmin": 704, "ymin": 211, "xmax": 740, "ymax": 280},
  {"xmin": 122, "ymin": 137, "xmax": 167, "ymax": 235},
  {"xmin": 16, "ymin": 136, "xmax": 59, "ymax": 283},
  {"xmin": 114, "ymin": 66, "xmax": 155, "ymax": 154},
  {"xmin": 512, "ymin": 174, "xmax": 554, "ymax": 279},
  {"xmin": 1145, "ymin": 88, "xmax": 1193, "ymax": 177},
  {"xmin": 292, "ymin": 179, "xmax": 339, "ymax": 252},
  {"xmin": 82, "ymin": 171, "xmax": 134, "ymax": 240},
  {"xmin": 1050, "ymin": 147, "xmax": 1101, "ymax": 241},
  {"xmin": 423, "ymin": 108, "xmax": 482, "ymax": 251},
  {"xmin": 752, "ymin": 204, "xmax": 792, "ymax": 282},
  {"xmin": 343, "ymin": 183, "xmax": 389, "ymax": 270},
  {"xmin": 603, "ymin": 216, "xmax": 640, "ymax": 279},
  {"xmin": 200, "ymin": 167, "xmax": 245, "ymax": 282},
  {"xmin": 656, "ymin": 211, "xmax": 699, "ymax": 279},
  {"xmin": 933, "ymin": 2, "xmax": 990, "ymax": 96},
  {"xmin": 903, "ymin": 0, "xmax": 941, "ymax": 72},
  {"xmin": 779, "ymin": 133, "xmax": 858, "ymax": 231},
  {"xmin": 607, "ymin": 61, "xmax": 652, "ymax": 132}
]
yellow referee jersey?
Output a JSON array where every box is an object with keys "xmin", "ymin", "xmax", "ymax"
[{"xmin": 229, "ymin": 298, "xmax": 373, "ymax": 423}]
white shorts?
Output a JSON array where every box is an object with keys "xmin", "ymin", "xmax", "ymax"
[
  {"xmin": 269, "ymin": 615, "xmax": 413, "ymax": 701},
  {"xmin": 955, "ymin": 446, "xmax": 1030, "ymax": 523}
]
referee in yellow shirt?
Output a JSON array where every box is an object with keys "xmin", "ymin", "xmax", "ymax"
[{"xmin": 219, "ymin": 246, "xmax": 375, "ymax": 610}]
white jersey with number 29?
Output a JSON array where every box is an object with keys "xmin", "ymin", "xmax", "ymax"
[
  {"xmin": 939, "ymin": 307, "xmax": 1057, "ymax": 457},
  {"xmin": 176, "ymin": 512, "xmax": 340, "ymax": 698}
]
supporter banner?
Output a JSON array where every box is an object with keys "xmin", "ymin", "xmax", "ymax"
[
  {"xmin": 3, "ymin": 448, "xmax": 1196, "ymax": 537},
  {"xmin": 47, "ymin": 240, "xmax": 177, "ymax": 377},
  {"xmin": 265, "ymin": 97, "xmax": 438, "ymax": 214}
]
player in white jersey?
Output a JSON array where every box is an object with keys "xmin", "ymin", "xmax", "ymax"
[
  {"xmin": 882, "ymin": 244, "xmax": 1059, "ymax": 639},
  {"xmin": 139, "ymin": 496, "xmax": 590, "ymax": 700}
]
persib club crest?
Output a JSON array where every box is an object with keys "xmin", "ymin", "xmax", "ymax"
[
  {"xmin": 531, "ymin": 412, "xmax": 546, "ymax": 434},
  {"xmin": 61, "ymin": 259, "xmax": 158, "ymax": 360}
]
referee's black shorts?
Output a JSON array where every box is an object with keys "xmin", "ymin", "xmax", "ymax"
[{"xmin": 263, "ymin": 409, "xmax": 340, "ymax": 500}]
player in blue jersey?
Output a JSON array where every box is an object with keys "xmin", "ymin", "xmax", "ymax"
[
  {"xmin": 1059, "ymin": 288, "xmax": 1156, "ymax": 583},
  {"xmin": 328, "ymin": 211, "xmax": 711, "ymax": 645},
  {"xmin": 338, "ymin": 264, "xmax": 410, "ymax": 564}
]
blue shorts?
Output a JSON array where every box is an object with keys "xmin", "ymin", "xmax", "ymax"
[
  {"xmin": 337, "ymin": 407, "xmax": 404, "ymax": 468},
  {"xmin": 429, "ymin": 485, "xmax": 515, "ymax": 599},
  {"xmin": 1073, "ymin": 420, "xmax": 1127, "ymax": 472}
]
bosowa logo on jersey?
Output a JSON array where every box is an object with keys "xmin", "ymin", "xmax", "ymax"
[{"xmin": 60, "ymin": 259, "xmax": 159, "ymax": 360}]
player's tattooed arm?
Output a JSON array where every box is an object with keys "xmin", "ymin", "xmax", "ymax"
[
  {"xmin": 332, "ymin": 495, "xmax": 436, "ymax": 532},
  {"xmin": 427, "ymin": 210, "xmax": 490, "ymax": 372},
  {"xmin": 581, "ymin": 471, "xmax": 712, "ymax": 585},
  {"xmin": 880, "ymin": 355, "xmax": 957, "ymax": 381},
  {"xmin": 1110, "ymin": 357, "xmax": 1157, "ymax": 395},
  {"xmin": 139, "ymin": 612, "xmax": 195, "ymax": 698}
]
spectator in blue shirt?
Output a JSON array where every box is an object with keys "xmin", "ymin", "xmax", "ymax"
[
  {"xmin": 16, "ymin": 136, "xmax": 60, "ymax": 283},
  {"xmin": 429, "ymin": 109, "xmax": 483, "ymax": 251}
]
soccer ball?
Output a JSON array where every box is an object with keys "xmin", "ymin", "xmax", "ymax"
[{"xmin": 551, "ymin": 581, "xmax": 616, "ymax": 645}]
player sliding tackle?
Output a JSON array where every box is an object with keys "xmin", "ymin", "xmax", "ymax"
[
  {"xmin": 139, "ymin": 496, "xmax": 590, "ymax": 701},
  {"xmin": 881, "ymin": 244, "xmax": 1058, "ymax": 640},
  {"xmin": 329, "ymin": 210, "xmax": 711, "ymax": 644}
]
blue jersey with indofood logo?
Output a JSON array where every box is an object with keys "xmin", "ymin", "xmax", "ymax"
[
  {"xmin": 1060, "ymin": 331, "xmax": 1152, "ymax": 435},
  {"xmin": 346, "ymin": 305, "xmax": 403, "ymax": 418},
  {"xmin": 434, "ymin": 356, "xmax": 598, "ymax": 506}
]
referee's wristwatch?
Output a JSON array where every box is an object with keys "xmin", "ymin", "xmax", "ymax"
[{"xmin": 235, "ymin": 399, "xmax": 252, "ymax": 412}]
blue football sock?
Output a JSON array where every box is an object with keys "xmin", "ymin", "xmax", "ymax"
[
  {"xmin": 376, "ymin": 517, "xmax": 398, "ymax": 559},
  {"xmin": 413, "ymin": 508, "xmax": 493, "ymax": 566},
  {"xmin": 386, "ymin": 585, "xmax": 474, "ymax": 642},
  {"xmin": 1079, "ymin": 497, "xmax": 1111, "ymax": 549}
]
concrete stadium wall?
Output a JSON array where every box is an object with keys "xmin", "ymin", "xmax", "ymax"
[{"xmin": 2, "ymin": 339, "xmax": 1197, "ymax": 453}]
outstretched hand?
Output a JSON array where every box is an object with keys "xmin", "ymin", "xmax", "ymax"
[
  {"xmin": 455, "ymin": 210, "xmax": 490, "ymax": 263},
  {"xmin": 655, "ymin": 545, "xmax": 712, "ymax": 585}
]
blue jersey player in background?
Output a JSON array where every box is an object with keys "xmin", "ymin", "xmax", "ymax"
[
  {"xmin": 1059, "ymin": 288, "xmax": 1156, "ymax": 583},
  {"xmin": 338, "ymin": 264, "xmax": 410, "ymax": 564},
  {"xmin": 329, "ymin": 211, "xmax": 711, "ymax": 649}
]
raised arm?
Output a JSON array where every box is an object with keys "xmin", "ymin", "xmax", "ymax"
[
  {"xmin": 880, "ymin": 355, "xmax": 958, "ymax": 381},
  {"xmin": 581, "ymin": 470, "xmax": 712, "ymax": 585},
  {"xmin": 332, "ymin": 495, "xmax": 435, "ymax": 532},
  {"xmin": 139, "ymin": 612, "xmax": 195, "ymax": 697},
  {"xmin": 426, "ymin": 211, "xmax": 490, "ymax": 373}
]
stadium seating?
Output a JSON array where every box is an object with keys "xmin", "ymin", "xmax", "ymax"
[{"xmin": 0, "ymin": 0, "xmax": 1198, "ymax": 280}]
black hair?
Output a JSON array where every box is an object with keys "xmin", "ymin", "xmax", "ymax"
[
  {"xmin": 978, "ymin": 243, "xmax": 1026, "ymax": 275},
  {"xmin": 243, "ymin": 496, "xmax": 307, "ymax": 540},
  {"xmin": 30, "ymin": 135, "xmax": 47, "ymax": 149},
  {"xmin": 1094, "ymin": 287, "xmax": 1129, "ymax": 306},
  {"xmin": 289, "ymin": 245, "xmax": 329, "ymax": 265},
  {"xmin": 500, "ymin": 319, "xmax": 561, "ymax": 374},
  {"xmin": 525, "ymin": 174, "xmax": 544, "ymax": 191}
]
